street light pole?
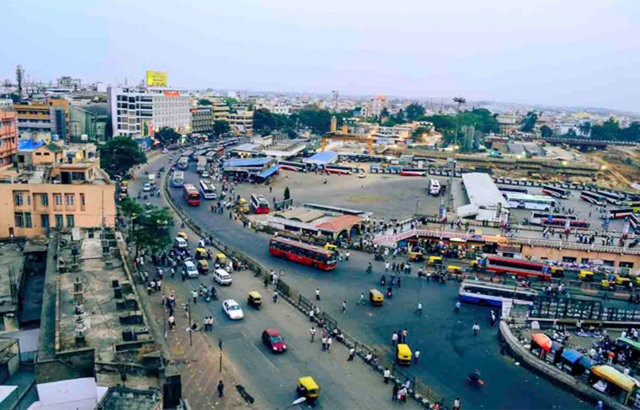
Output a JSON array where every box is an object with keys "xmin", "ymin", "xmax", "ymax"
[
  {"xmin": 218, "ymin": 338, "xmax": 223, "ymax": 373},
  {"xmin": 188, "ymin": 301, "xmax": 192, "ymax": 347}
]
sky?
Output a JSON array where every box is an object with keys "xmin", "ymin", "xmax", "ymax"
[{"xmin": 2, "ymin": 0, "xmax": 639, "ymax": 112}]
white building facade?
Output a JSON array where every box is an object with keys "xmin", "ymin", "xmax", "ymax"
[{"xmin": 108, "ymin": 87, "xmax": 191, "ymax": 137}]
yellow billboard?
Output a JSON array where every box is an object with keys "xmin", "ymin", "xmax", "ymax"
[{"xmin": 146, "ymin": 70, "xmax": 167, "ymax": 87}]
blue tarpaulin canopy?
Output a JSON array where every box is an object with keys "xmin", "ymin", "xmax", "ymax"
[
  {"xmin": 561, "ymin": 349, "xmax": 582, "ymax": 364},
  {"xmin": 257, "ymin": 164, "xmax": 280, "ymax": 179},
  {"xmin": 18, "ymin": 139, "xmax": 45, "ymax": 151}
]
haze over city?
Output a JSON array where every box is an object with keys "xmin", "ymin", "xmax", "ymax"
[{"xmin": 2, "ymin": 0, "xmax": 639, "ymax": 112}]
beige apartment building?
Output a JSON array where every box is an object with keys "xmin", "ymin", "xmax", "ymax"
[{"xmin": 0, "ymin": 143, "xmax": 115, "ymax": 239}]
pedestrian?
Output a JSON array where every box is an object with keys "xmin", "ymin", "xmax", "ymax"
[
  {"xmin": 345, "ymin": 251, "xmax": 350, "ymax": 261},
  {"xmin": 454, "ymin": 301, "xmax": 461, "ymax": 313},
  {"xmin": 490, "ymin": 310, "xmax": 497, "ymax": 327},
  {"xmin": 321, "ymin": 334, "xmax": 328, "ymax": 351},
  {"xmin": 309, "ymin": 326, "xmax": 316, "ymax": 343},
  {"xmin": 315, "ymin": 288, "xmax": 320, "ymax": 301},
  {"xmin": 217, "ymin": 380, "xmax": 224, "ymax": 397},
  {"xmin": 391, "ymin": 332, "xmax": 398, "ymax": 345},
  {"xmin": 347, "ymin": 348, "xmax": 356, "ymax": 361},
  {"xmin": 327, "ymin": 336, "xmax": 333, "ymax": 352},
  {"xmin": 385, "ymin": 262, "xmax": 390, "ymax": 272},
  {"xmin": 170, "ymin": 267, "xmax": 175, "ymax": 279},
  {"xmin": 415, "ymin": 302, "xmax": 423, "ymax": 315},
  {"xmin": 168, "ymin": 315, "xmax": 175, "ymax": 330},
  {"xmin": 472, "ymin": 322, "xmax": 480, "ymax": 336},
  {"xmin": 341, "ymin": 300, "xmax": 347, "ymax": 313},
  {"xmin": 392, "ymin": 384, "xmax": 399, "ymax": 402},
  {"xmin": 309, "ymin": 308, "xmax": 315, "ymax": 322},
  {"xmin": 273, "ymin": 291, "xmax": 278, "ymax": 303},
  {"xmin": 453, "ymin": 397, "xmax": 461, "ymax": 410},
  {"xmin": 192, "ymin": 289, "xmax": 198, "ymax": 304},
  {"xmin": 383, "ymin": 368, "xmax": 391, "ymax": 384},
  {"xmin": 414, "ymin": 349, "xmax": 420, "ymax": 364},
  {"xmin": 358, "ymin": 292, "xmax": 365, "ymax": 305}
]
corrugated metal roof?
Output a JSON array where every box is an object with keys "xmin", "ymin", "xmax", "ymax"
[
  {"xmin": 462, "ymin": 173, "xmax": 508, "ymax": 209},
  {"xmin": 223, "ymin": 158, "xmax": 272, "ymax": 167},
  {"xmin": 257, "ymin": 164, "xmax": 280, "ymax": 179},
  {"xmin": 303, "ymin": 151, "xmax": 337, "ymax": 164}
]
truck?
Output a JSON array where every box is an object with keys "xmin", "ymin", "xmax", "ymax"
[{"xmin": 196, "ymin": 156, "xmax": 207, "ymax": 174}]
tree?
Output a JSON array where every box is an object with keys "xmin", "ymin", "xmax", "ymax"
[
  {"xmin": 131, "ymin": 205, "xmax": 174, "ymax": 257},
  {"xmin": 155, "ymin": 127, "xmax": 181, "ymax": 145},
  {"xmin": 213, "ymin": 120, "xmax": 230, "ymax": 136},
  {"xmin": 253, "ymin": 108, "xmax": 290, "ymax": 135},
  {"xmin": 412, "ymin": 126, "xmax": 432, "ymax": 140},
  {"xmin": 578, "ymin": 121, "xmax": 591, "ymax": 137},
  {"xmin": 119, "ymin": 197, "xmax": 142, "ymax": 218},
  {"xmin": 405, "ymin": 103, "xmax": 425, "ymax": 121},
  {"xmin": 105, "ymin": 116, "xmax": 113, "ymax": 139},
  {"xmin": 520, "ymin": 111, "xmax": 538, "ymax": 132},
  {"xmin": 380, "ymin": 107, "xmax": 390, "ymax": 119},
  {"xmin": 99, "ymin": 137, "xmax": 146, "ymax": 178},
  {"xmin": 283, "ymin": 186, "xmax": 291, "ymax": 200},
  {"xmin": 292, "ymin": 108, "xmax": 332, "ymax": 134},
  {"xmin": 540, "ymin": 125, "xmax": 554, "ymax": 139},
  {"xmin": 198, "ymin": 99, "xmax": 212, "ymax": 106}
]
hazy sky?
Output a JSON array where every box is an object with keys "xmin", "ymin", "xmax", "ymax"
[{"xmin": 2, "ymin": 0, "xmax": 639, "ymax": 111}]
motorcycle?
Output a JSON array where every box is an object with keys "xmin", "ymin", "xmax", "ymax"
[{"xmin": 374, "ymin": 253, "xmax": 384, "ymax": 261}]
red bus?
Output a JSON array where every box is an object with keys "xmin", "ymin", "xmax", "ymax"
[
  {"xmin": 251, "ymin": 194, "xmax": 269, "ymax": 214},
  {"xmin": 484, "ymin": 256, "xmax": 561, "ymax": 281},
  {"xmin": 183, "ymin": 184, "xmax": 201, "ymax": 206},
  {"xmin": 269, "ymin": 237, "xmax": 337, "ymax": 271}
]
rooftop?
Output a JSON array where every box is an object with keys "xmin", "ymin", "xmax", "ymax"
[
  {"xmin": 303, "ymin": 151, "xmax": 338, "ymax": 164},
  {"xmin": 461, "ymin": 172, "xmax": 508, "ymax": 211}
]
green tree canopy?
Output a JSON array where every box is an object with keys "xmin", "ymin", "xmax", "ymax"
[
  {"xmin": 198, "ymin": 99, "xmax": 212, "ymax": 106},
  {"xmin": 540, "ymin": 125, "xmax": 554, "ymax": 139},
  {"xmin": 99, "ymin": 137, "xmax": 146, "ymax": 178},
  {"xmin": 292, "ymin": 108, "xmax": 332, "ymax": 134},
  {"xmin": 405, "ymin": 103, "xmax": 425, "ymax": 121},
  {"xmin": 131, "ymin": 204, "xmax": 174, "ymax": 257},
  {"xmin": 520, "ymin": 111, "xmax": 538, "ymax": 132},
  {"xmin": 155, "ymin": 127, "xmax": 181, "ymax": 145},
  {"xmin": 213, "ymin": 120, "xmax": 230, "ymax": 136}
]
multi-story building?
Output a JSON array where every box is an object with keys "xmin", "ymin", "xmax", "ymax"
[
  {"xmin": 212, "ymin": 102, "xmax": 230, "ymax": 122},
  {"xmin": 69, "ymin": 101, "xmax": 109, "ymax": 141},
  {"xmin": 14, "ymin": 98, "xmax": 70, "ymax": 140},
  {"xmin": 0, "ymin": 110, "xmax": 18, "ymax": 167},
  {"xmin": 191, "ymin": 107, "xmax": 214, "ymax": 133},
  {"xmin": 0, "ymin": 142, "xmax": 115, "ymax": 239},
  {"xmin": 228, "ymin": 110, "xmax": 253, "ymax": 134},
  {"xmin": 365, "ymin": 95, "xmax": 388, "ymax": 118},
  {"xmin": 108, "ymin": 86, "xmax": 191, "ymax": 137}
]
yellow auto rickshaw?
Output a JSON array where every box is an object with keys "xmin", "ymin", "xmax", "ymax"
[
  {"xmin": 470, "ymin": 259, "xmax": 482, "ymax": 271},
  {"xmin": 195, "ymin": 248, "xmax": 208, "ymax": 260},
  {"xmin": 369, "ymin": 289, "xmax": 384, "ymax": 306},
  {"xmin": 236, "ymin": 198, "xmax": 249, "ymax": 214},
  {"xmin": 197, "ymin": 259, "xmax": 209, "ymax": 274},
  {"xmin": 427, "ymin": 256, "xmax": 443, "ymax": 267},
  {"xmin": 601, "ymin": 279, "xmax": 612, "ymax": 290},
  {"xmin": 177, "ymin": 231, "xmax": 188, "ymax": 241},
  {"xmin": 296, "ymin": 377, "xmax": 320, "ymax": 403},
  {"xmin": 550, "ymin": 266, "xmax": 564, "ymax": 277},
  {"xmin": 447, "ymin": 265, "xmax": 462, "ymax": 275},
  {"xmin": 396, "ymin": 343, "xmax": 412, "ymax": 366},
  {"xmin": 324, "ymin": 243, "xmax": 338, "ymax": 252},
  {"xmin": 248, "ymin": 291, "xmax": 262, "ymax": 309},
  {"xmin": 615, "ymin": 275, "xmax": 631, "ymax": 286},
  {"xmin": 578, "ymin": 270, "xmax": 594, "ymax": 282},
  {"xmin": 634, "ymin": 276, "xmax": 640, "ymax": 286},
  {"xmin": 408, "ymin": 250, "xmax": 424, "ymax": 262},
  {"xmin": 215, "ymin": 253, "xmax": 227, "ymax": 267}
]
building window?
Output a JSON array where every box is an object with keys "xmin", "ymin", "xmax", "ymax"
[
  {"xmin": 55, "ymin": 214, "xmax": 63, "ymax": 228},
  {"xmin": 14, "ymin": 212, "xmax": 32, "ymax": 228},
  {"xmin": 620, "ymin": 262, "xmax": 634, "ymax": 268},
  {"xmin": 65, "ymin": 194, "xmax": 74, "ymax": 206},
  {"xmin": 80, "ymin": 193, "xmax": 86, "ymax": 206},
  {"xmin": 14, "ymin": 212, "xmax": 24, "ymax": 227},
  {"xmin": 14, "ymin": 193, "xmax": 24, "ymax": 206},
  {"xmin": 41, "ymin": 214, "xmax": 50, "ymax": 228},
  {"xmin": 54, "ymin": 194, "xmax": 62, "ymax": 206},
  {"xmin": 40, "ymin": 193, "xmax": 49, "ymax": 206},
  {"xmin": 25, "ymin": 212, "xmax": 32, "ymax": 228},
  {"xmin": 66, "ymin": 215, "xmax": 75, "ymax": 228}
]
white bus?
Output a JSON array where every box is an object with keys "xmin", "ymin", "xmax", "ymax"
[
  {"xmin": 429, "ymin": 179, "xmax": 441, "ymax": 196},
  {"xmin": 458, "ymin": 280, "xmax": 538, "ymax": 308},
  {"xmin": 177, "ymin": 156, "xmax": 189, "ymax": 170},
  {"xmin": 172, "ymin": 171, "xmax": 185, "ymax": 188},
  {"xmin": 199, "ymin": 180, "xmax": 217, "ymax": 200},
  {"xmin": 505, "ymin": 193, "xmax": 555, "ymax": 211}
]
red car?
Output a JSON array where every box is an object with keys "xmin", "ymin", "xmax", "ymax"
[{"xmin": 262, "ymin": 328, "xmax": 287, "ymax": 353}]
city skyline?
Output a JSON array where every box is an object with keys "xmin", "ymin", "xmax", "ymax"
[{"xmin": 2, "ymin": 0, "xmax": 639, "ymax": 112}]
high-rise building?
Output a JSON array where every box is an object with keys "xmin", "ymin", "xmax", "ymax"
[
  {"xmin": 191, "ymin": 107, "xmax": 214, "ymax": 133},
  {"xmin": 0, "ymin": 110, "xmax": 18, "ymax": 168},
  {"xmin": 14, "ymin": 98, "xmax": 70, "ymax": 140},
  {"xmin": 108, "ymin": 86, "xmax": 191, "ymax": 137}
]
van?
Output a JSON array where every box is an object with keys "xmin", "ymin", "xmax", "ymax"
[
  {"xmin": 174, "ymin": 237, "xmax": 188, "ymax": 249},
  {"xmin": 184, "ymin": 260, "xmax": 198, "ymax": 278},
  {"xmin": 213, "ymin": 268, "xmax": 233, "ymax": 286}
]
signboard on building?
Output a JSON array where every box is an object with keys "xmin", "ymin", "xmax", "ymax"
[
  {"xmin": 142, "ymin": 119, "xmax": 154, "ymax": 137},
  {"xmin": 146, "ymin": 70, "xmax": 167, "ymax": 87},
  {"xmin": 163, "ymin": 91, "xmax": 181, "ymax": 97}
]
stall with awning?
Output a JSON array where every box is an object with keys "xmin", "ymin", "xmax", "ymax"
[
  {"xmin": 530, "ymin": 333, "xmax": 552, "ymax": 359},
  {"xmin": 589, "ymin": 365, "xmax": 640, "ymax": 405},
  {"xmin": 560, "ymin": 349, "xmax": 587, "ymax": 375}
]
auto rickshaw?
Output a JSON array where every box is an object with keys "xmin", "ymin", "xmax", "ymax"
[
  {"xmin": 601, "ymin": 279, "xmax": 612, "ymax": 290},
  {"xmin": 248, "ymin": 291, "xmax": 262, "ymax": 309},
  {"xmin": 177, "ymin": 231, "xmax": 188, "ymax": 241},
  {"xmin": 550, "ymin": 266, "xmax": 564, "ymax": 278},
  {"xmin": 447, "ymin": 265, "xmax": 462, "ymax": 275},
  {"xmin": 296, "ymin": 377, "xmax": 320, "ymax": 404},
  {"xmin": 408, "ymin": 250, "xmax": 424, "ymax": 262},
  {"xmin": 396, "ymin": 343, "xmax": 412, "ymax": 366},
  {"xmin": 369, "ymin": 289, "xmax": 384, "ymax": 306},
  {"xmin": 195, "ymin": 248, "xmax": 208, "ymax": 260},
  {"xmin": 578, "ymin": 270, "xmax": 594, "ymax": 282},
  {"xmin": 236, "ymin": 198, "xmax": 249, "ymax": 214},
  {"xmin": 427, "ymin": 256, "xmax": 443, "ymax": 267},
  {"xmin": 197, "ymin": 259, "xmax": 209, "ymax": 275},
  {"xmin": 615, "ymin": 275, "xmax": 631, "ymax": 287},
  {"xmin": 324, "ymin": 243, "xmax": 338, "ymax": 252},
  {"xmin": 215, "ymin": 253, "xmax": 227, "ymax": 267}
]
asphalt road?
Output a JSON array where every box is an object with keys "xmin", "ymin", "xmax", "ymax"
[
  {"xmin": 135, "ymin": 152, "xmax": 590, "ymax": 409},
  {"xmin": 129, "ymin": 154, "xmax": 421, "ymax": 410}
]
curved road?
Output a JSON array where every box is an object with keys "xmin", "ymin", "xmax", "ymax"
[{"xmin": 158, "ymin": 153, "xmax": 589, "ymax": 409}]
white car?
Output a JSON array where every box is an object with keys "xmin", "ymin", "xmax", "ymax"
[
  {"xmin": 202, "ymin": 171, "xmax": 210, "ymax": 178},
  {"xmin": 213, "ymin": 268, "xmax": 232, "ymax": 286},
  {"xmin": 143, "ymin": 183, "xmax": 151, "ymax": 192},
  {"xmin": 222, "ymin": 299, "xmax": 244, "ymax": 320},
  {"xmin": 184, "ymin": 260, "xmax": 198, "ymax": 278}
]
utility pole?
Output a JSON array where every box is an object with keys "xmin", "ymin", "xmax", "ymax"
[
  {"xmin": 218, "ymin": 338, "xmax": 223, "ymax": 372},
  {"xmin": 188, "ymin": 301, "xmax": 192, "ymax": 347}
]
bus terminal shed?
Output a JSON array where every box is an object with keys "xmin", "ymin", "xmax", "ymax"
[{"xmin": 458, "ymin": 172, "xmax": 508, "ymax": 223}]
